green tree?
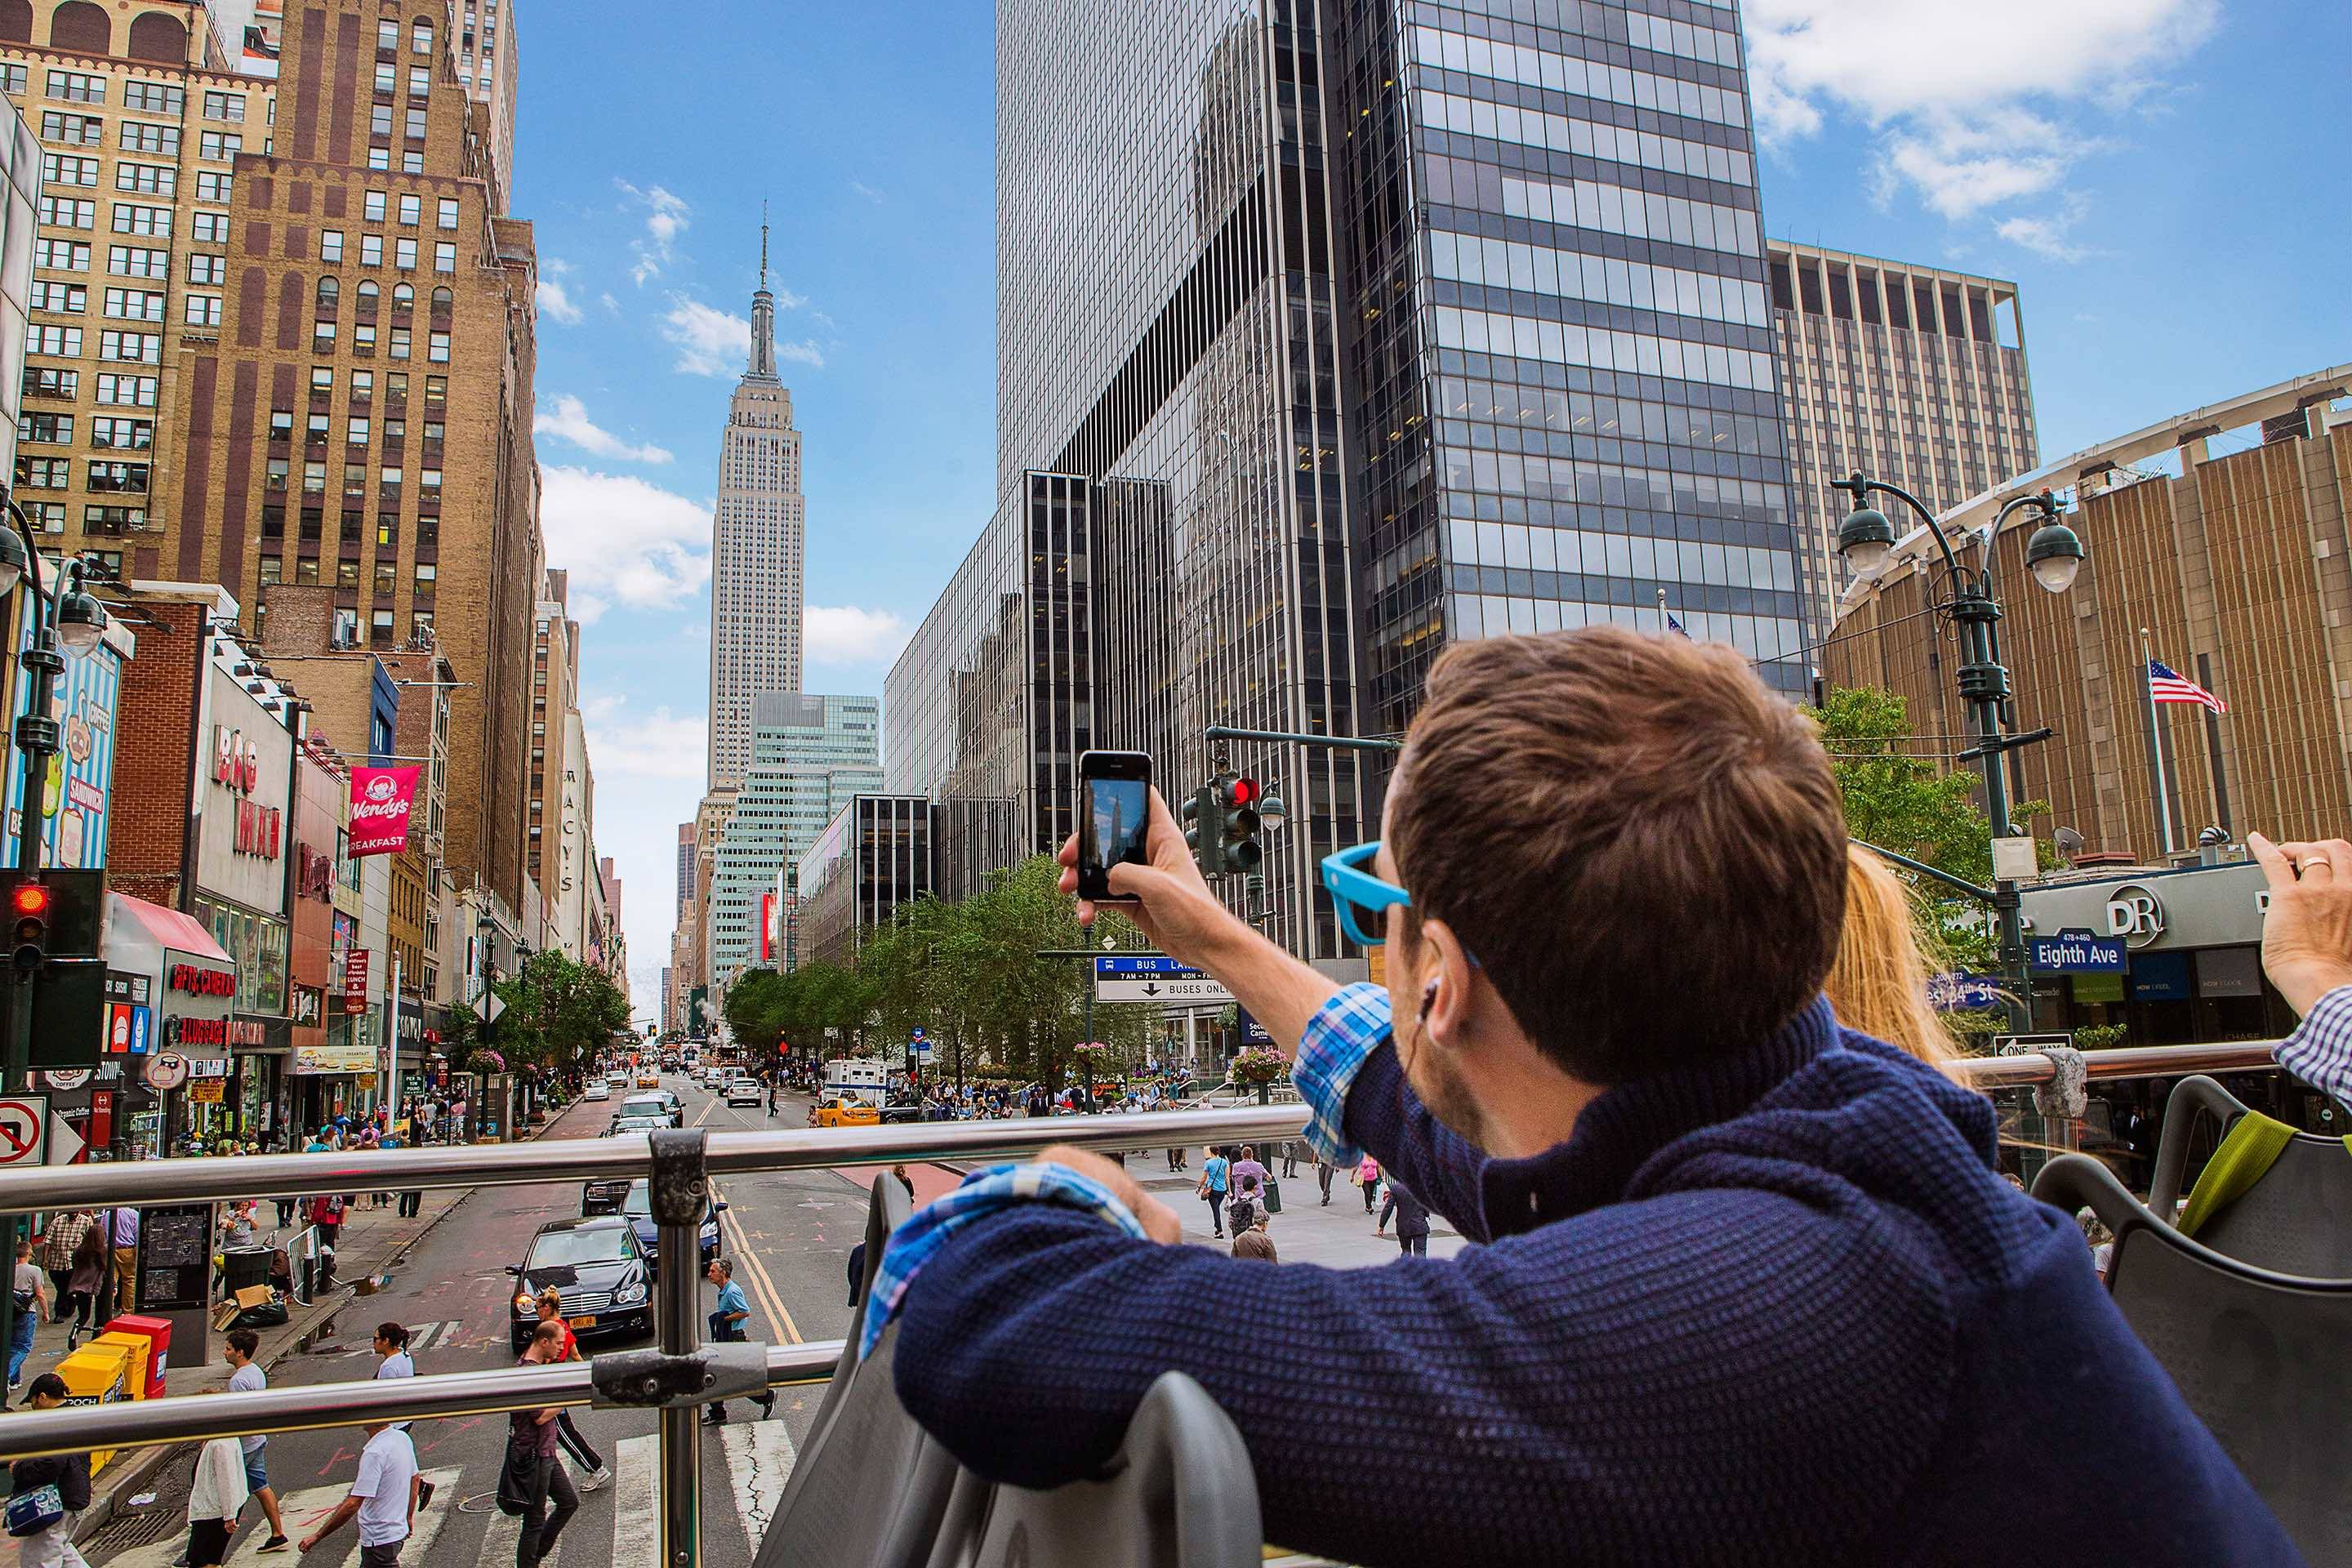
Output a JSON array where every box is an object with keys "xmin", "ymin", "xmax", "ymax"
[{"xmin": 483, "ymin": 950, "xmax": 632, "ymax": 1073}]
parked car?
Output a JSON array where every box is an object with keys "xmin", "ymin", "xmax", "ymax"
[
  {"xmin": 809, "ymin": 1097, "xmax": 880, "ymax": 1129},
  {"xmin": 611, "ymin": 1179, "xmax": 725, "ymax": 1272},
  {"xmin": 507, "ymin": 1216, "xmax": 651, "ymax": 1352},
  {"xmin": 583, "ymin": 1080, "xmax": 610, "ymax": 1102},
  {"xmin": 725, "ymin": 1077, "xmax": 764, "ymax": 1107}
]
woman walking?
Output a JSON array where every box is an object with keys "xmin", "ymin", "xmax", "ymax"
[
  {"xmin": 1356, "ymin": 1154, "xmax": 1382, "ymax": 1215},
  {"xmin": 62, "ymin": 1225, "xmax": 103, "ymax": 1348},
  {"xmin": 38, "ymin": 1211, "xmax": 90, "ymax": 1321},
  {"xmin": 1196, "ymin": 1148, "xmax": 1231, "ymax": 1239}
]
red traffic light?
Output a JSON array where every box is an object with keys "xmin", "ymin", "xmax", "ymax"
[
  {"xmin": 1227, "ymin": 776, "xmax": 1260, "ymax": 807},
  {"xmin": 10, "ymin": 883, "xmax": 51, "ymax": 920}
]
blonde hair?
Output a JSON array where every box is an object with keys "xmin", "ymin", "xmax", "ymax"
[{"xmin": 1826, "ymin": 844, "xmax": 1963, "ymax": 1073}]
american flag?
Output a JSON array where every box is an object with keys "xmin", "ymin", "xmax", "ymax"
[{"xmin": 2147, "ymin": 659, "xmax": 2227, "ymax": 715}]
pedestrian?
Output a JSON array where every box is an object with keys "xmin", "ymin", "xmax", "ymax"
[
  {"xmin": 1196, "ymin": 1148, "xmax": 1230, "ymax": 1238},
  {"xmin": 274, "ymin": 1192, "xmax": 296, "ymax": 1228},
  {"xmin": 528, "ymin": 1290, "xmax": 611, "ymax": 1489},
  {"xmin": 1229, "ymin": 1145, "xmax": 1269, "ymax": 1208},
  {"xmin": 38, "ymin": 1210, "xmax": 91, "ymax": 1320},
  {"xmin": 182, "ymin": 1435, "xmax": 248, "ymax": 1568},
  {"xmin": 297, "ymin": 1419, "xmax": 417, "ymax": 1568},
  {"xmin": 1281, "ymin": 1140, "xmax": 1300, "ymax": 1179},
  {"xmin": 891, "ymin": 1165, "xmax": 915, "ymax": 1203},
  {"xmin": 106, "ymin": 1206, "xmax": 137, "ymax": 1318},
  {"xmin": 1316, "ymin": 1155, "xmax": 1334, "ymax": 1206},
  {"xmin": 1355, "ymin": 1153, "xmax": 1381, "ymax": 1215},
  {"xmin": 221, "ymin": 1328, "xmax": 290, "ymax": 1552},
  {"xmin": 702, "ymin": 1258, "xmax": 773, "ymax": 1425},
  {"xmin": 1379, "ymin": 1181, "xmax": 1431, "ymax": 1257},
  {"xmin": 10, "ymin": 1374, "xmax": 90, "ymax": 1568},
  {"xmin": 510, "ymin": 1322, "xmax": 577, "ymax": 1568},
  {"xmin": 309, "ymin": 1192, "xmax": 345, "ymax": 1256},
  {"xmin": 1232, "ymin": 1215, "xmax": 1276, "ymax": 1264},
  {"xmin": 1165, "ymin": 1144, "xmax": 1182, "ymax": 1173},
  {"xmin": 10, "ymin": 1238, "xmax": 48, "ymax": 1393},
  {"xmin": 62, "ymin": 1225, "xmax": 103, "ymax": 1349}
]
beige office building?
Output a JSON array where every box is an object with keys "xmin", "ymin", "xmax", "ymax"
[{"xmin": 1768, "ymin": 240, "xmax": 2040, "ymax": 628}]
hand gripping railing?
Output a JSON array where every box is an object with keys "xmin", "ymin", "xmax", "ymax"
[{"xmin": 0, "ymin": 1040, "xmax": 2289, "ymax": 1566}]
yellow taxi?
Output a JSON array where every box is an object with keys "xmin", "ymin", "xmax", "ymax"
[
  {"xmin": 808, "ymin": 1097, "xmax": 880, "ymax": 1129},
  {"xmin": 635, "ymin": 1070, "xmax": 659, "ymax": 1089}
]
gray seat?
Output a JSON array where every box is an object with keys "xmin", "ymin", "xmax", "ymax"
[
  {"xmin": 755, "ymin": 1176, "xmax": 961, "ymax": 1568},
  {"xmin": 2147, "ymin": 1075, "xmax": 2352, "ymax": 1276},
  {"xmin": 2034, "ymin": 1154, "xmax": 2352, "ymax": 1561}
]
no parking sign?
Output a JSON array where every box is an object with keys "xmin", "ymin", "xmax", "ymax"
[{"xmin": 0, "ymin": 1094, "xmax": 50, "ymax": 1167}]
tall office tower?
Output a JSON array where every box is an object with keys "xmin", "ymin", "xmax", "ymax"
[
  {"xmin": 1326, "ymin": 0, "xmax": 1806, "ymax": 722},
  {"xmin": 448, "ymin": 0, "xmax": 516, "ymax": 208},
  {"xmin": 1767, "ymin": 240, "xmax": 2038, "ymax": 610},
  {"xmin": 706, "ymin": 223, "xmax": 806, "ymax": 791},
  {"xmin": 705, "ymin": 693, "xmax": 879, "ymax": 987},
  {"xmin": 675, "ymin": 820, "xmax": 696, "ymax": 916},
  {"xmin": 160, "ymin": 0, "xmax": 546, "ymax": 916}
]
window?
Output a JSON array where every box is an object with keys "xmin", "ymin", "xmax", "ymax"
[
  {"xmin": 353, "ymin": 322, "xmax": 376, "ymax": 352},
  {"xmin": 374, "ymin": 62, "xmax": 395, "ymax": 93},
  {"xmin": 106, "ymin": 247, "xmax": 166, "ymax": 280},
  {"xmin": 295, "ymin": 559, "xmax": 318, "ymax": 585},
  {"xmin": 18, "ymin": 413, "xmax": 73, "ymax": 444},
  {"xmin": 376, "ymin": 19, "xmax": 399, "ymax": 51},
  {"xmin": 421, "ymin": 419, "xmax": 443, "ymax": 447},
  {"xmin": 196, "ymin": 172, "xmax": 233, "ymax": 203},
  {"xmin": 198, "ymin": 131, "xmax": 241, "ymax": 162},
  {"xmin": 305, "ymin": 412, "xmax": 328, "ymax": 441},
  {"xmin": 25, "ymin": 326, "xmax": 82, "ymax": 356},
  {"xmin": 343, "ymin": 462, "xmax": 365, "ymax": 498},
  {"xmin": 187, "ymin": 253, "xmax": 225, "ymax": 286},
  {"xmin": 389, "ymin": 326, "xmax": 411, "ymax": 359},
  {"xmin": 122, "ymin": 82, "xmax": 181, "ymax": 114},
  {"xmin": 20, "ymin": 502, "xmax": 63, "ymax": 532},
  {"xmin": 411, "ymin": 612, "xmax": 434, "ymax": 640},
  {"xmin": 367, "ymin": 147, "xmax": 390, "ymax": 172},
  {"xmin": 259, "ymin": 557, "xmax": 282, "ymax": 586},
  {"xmin": 103, "ymin": 288, "xmax": 167, "ymax": 323},
  {"xmin": 379, "ymin": 465, "xmax": 403, "ymax": 496},
  {"xmin": 424, "ymin": 376, "xmax": 446, "ymax": 408},
  {"xmin": 41, "ymin": 154, "xmax": 97, "ymax": 187},
  {"xmin": 364, "ymin": 190, "xmax": 387, "ymax": 222},
  {"xmin": 38, "ymin": 198, "xmax": 95, "ymax": 229},
  {"xmin": 203, "ymin": 91, "xmax": 247, "ymax": 122},
  {"xmin": 28, "ymin": 282, "xmax": 84, "ymax": 313},
  {"xmin": 268, "ymin": 409, "xmax": 294, "ymax": 440},
  {"xmin": 40, "ymin": 112, "xmax": 101, "ymax": 145},
  {"xmin": 383, "ymin": 416, "xmax": 405, "ymax": 443},
  {"xmin": 184, "ymin": 295, "xmax": 223, "ymax": 327},
  {"xmin": 19, "ymin": 459, "xmax": 68, "ymax": 488},
  {"xmin": 372, "ymin": 559, "xmax": 393, "ymax": 595},
  {"xmin": 265, "ymin": 457, "xmax": 289, "ymax": 490},
  {"xmin": 191, "ymin": 212, "xmax": 230, "ymax": 244},
  {"xmin": 86, "ymin": 461, "xmax": 149, "ymax": 493},
  {"xmin": 436, "ymin": 198, "xmax": 460, "ymax": 231},
  {"xmin": 399, "ymin": 194, "xmax": 421, "ymax": 226},
  {"xmin": 114, "ymin": 163, "xmax": 176, "ymax": 196},
  {"xmin": 408, "ymin": 67, "xmax": 430, "ymax": 96},
  {"xmin": 34, "ymin": 240, "xmax": 89, "ymax": 271},
  {"xmin": 338, "ymin": 559, "xmax": 361, "ymax": 590},
  {"xmin": 95, "ymin": 374, "xmax": 157, "ymax": 407},
  {"xmin": 111, "ymin": 205, "xmax": 172, "ymax": 237},
  {"xmin": 47, "ymin": 73, "xmax": 105, "ymax": 105},
  {"xmin": 371, "ymin": 610, "xmax": 395, "ymax": 644},
  {"xmin": 99, "ymin": 330, "xmax": 159, "ymax": 364},
  {"xmin": 397, "ymin": 238, "xmax": 420, "ymax": 270},
  {"xmin": 403, "ymin": 149, "xmax": 424, "ymax": 175},
  {"xmin": 78, "ymin": 550, "xmax": 122, "ymax": 580},
  {"xmin": 427, "ymin": 330, "xmax": 449, "ymax": 363},
  {"xmin": 388, "ymin": 372, "xmax": 409, "ymax": 404},
  {"xmin": 303, "ymin": 461, "xmax": 326, "ymax": 493},
  {"xmin": 412, "ymin": 20, "xmax": 434, "ymax": 53},
  {"xmin": 320, "ymin": 229, "xmax": 345, "ymax": 262},
  {"xmin": 420, "ymin": 467, "xmax": 443, "ymax": 497},
  {"xmin": 90, "ymin": 417, "xmax": 151, "ymax": 449},
  {"xmin": 24, "ymin": 368, "xmax": 78, "ymax": 399},
  {"xmin": 404, "ymin": 108, "xmax": 427, "ymax": 140},
  {"xmin": 433, "ymin": 242, "xmax": 455, "ymax": 273},
  {"xmin": 348, "ymin": 416, "xmax": 370, "ymax": 444},
  {"xmin": 0, "ymin": 67, "xmax": 21, "ymax": 97},
  {"xmin": 350, "ymin": 370, "xmax": 374, "ymax": 400}
]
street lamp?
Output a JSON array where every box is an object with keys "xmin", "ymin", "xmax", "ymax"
[{"xmin": 1831, "ymin": 471, "xmax": 2087, "ymax": 1033}]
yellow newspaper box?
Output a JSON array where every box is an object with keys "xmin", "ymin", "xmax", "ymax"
[
  {"xmin": 56, "ymin": 1340, "xmax": 133, "ymax": 1473},
  {"xmin": 92, "ymin": 1332, "xmax": 154, "ymax": 1398}
]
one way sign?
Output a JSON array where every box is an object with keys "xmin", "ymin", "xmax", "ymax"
[{"xmin": 1094, "ymin": 956, "xmax": 1233, "ymax": 1005}]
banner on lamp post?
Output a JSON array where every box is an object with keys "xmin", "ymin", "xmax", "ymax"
[{"xmin": 348, "ymin": 765, "xmax": 421, "ymax": 857}]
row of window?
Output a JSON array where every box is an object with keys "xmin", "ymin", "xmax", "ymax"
[
  {"xmin": 320, "ymin": 231, "xmax": 461, "ymax": 272},
  {"xmin": 34, "ymin": 198, "xmax": 229, "ymax": 243},
  {"xmin": 35, "ymin": 69, "xmax": 243, "ymax": 120},
  {"xmin": 24, "ymin": 325, "xmax": 161, "ymax": 363},
  {"xmin": 21, "ymin": 368, "xmax": 157, "ymax": 406},
  {"xmin": 18, "ymin": 458, "xmax": 149, "ymax": 492},
  {"xmin": 362, "ymin": 191, "xmax": 461, "ymax": 229},
  {"xmin": 267, "ymin": 410, "xmax": 446, "ymax": 448},
  {"xmin": 265, "ymin": 460, "xmax": 448, "ymax": 497},
  {"xmin": 33, "ymin": 242, "xmax": 220, "ymax": 283},
  {"xmin": 16, "ymin": 414, "xmax": 151, "ymax": 448},
  {"xmin": 27, "ymin": 283, "xmax": 176, "ymax": 322}
]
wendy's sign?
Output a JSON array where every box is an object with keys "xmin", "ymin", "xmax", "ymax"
[{"xmin": 349, "ymin": 766, "xmax": 420, "ymax": 858}]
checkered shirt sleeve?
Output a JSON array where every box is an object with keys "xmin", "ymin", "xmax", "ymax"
[
  {"xmin": 1291, "ymin": 982, "xmax": 1392, "ymax": 1169},
  {"xmin": 2277, "ymin": 984, "xmax": 2352, "ymax": 1104}
]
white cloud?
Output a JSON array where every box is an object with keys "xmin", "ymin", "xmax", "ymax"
[
  {"xmin": 849, "ymin": 179, "xmax": 885, "ymax": 205},
  {"xmin": 582, "ymin": 693, "xmax": 706, "ymax": 782},
  {"xmin": 1746, "ymin": 0, "xmax": 2218, "ymax": 224},
  {"xmin": 1996, "ymin": 195, "xmax": 2098, "ymax": 262},
  {"xmin": 662, "ymin": 296, "xmax": 751, "ymax": 376},
  {"xmin": 539, "ymin": 466, "xmax": 711, "ymax": 621},
  {"xmin": 616, "ymin": 180, "xmax": 691, "ymax": 285},
  {"xmin": 535, "ymin": 394, "xmax": 674, "ymax": 464},
  {"xmin": 577, "ymin": 694, "xmax": 710, "ymax": 1010},
  {"xmin": 804, "ymin": 604, "xmax": 910, "ymax": 666},
  {"xmin": 599, "ymin": 291, "xmax": 620, "ymax": 315},
  {"xmin": 537, "ymin": 258, "xmax": 583, "ymax": 325},
  {"xmin": 779, "ymin": 340, "xmax": 826, "ymax": 369}
]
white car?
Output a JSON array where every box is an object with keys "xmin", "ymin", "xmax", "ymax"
[
  {"xmin": 725, "ymin": 1078, "xmax": 764, "ymax": 1107},
  {"xmin": 583, "ymin": 1081, "xmax": 610, "ymax": 1102}
]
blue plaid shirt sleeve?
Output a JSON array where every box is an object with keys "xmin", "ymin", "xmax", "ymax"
[
  {"xmin": 2277, "ymin": 985, "xmax": 2352, "ymax": 1103},
  {"xmin": 1291, "ymin": 982, "xmax": 1391, "ymax": 1168}
]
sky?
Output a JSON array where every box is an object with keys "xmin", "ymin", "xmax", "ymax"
[{"xmin": 514, "ymin": 1, "xmax": 2349, "ymax": 1008}]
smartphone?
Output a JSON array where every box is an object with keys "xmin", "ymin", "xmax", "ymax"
[{"xmin": 1077, "ymin": 750, "xmax": 1153, "ymax": 902}]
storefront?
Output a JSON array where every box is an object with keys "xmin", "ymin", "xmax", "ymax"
[
  {"xmin": 287, "ymin": 738, "xmax": 344, "ymax": 1145},
  {"xmin": 100, "ymin": 893, "xmax": 236, "ymax": 1156},
  {"xmin": 189, "ymin": 679, "xmax": 295, "ymax": 1147}
]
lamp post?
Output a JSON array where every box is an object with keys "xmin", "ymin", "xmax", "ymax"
[
  {"xmin": 1831, "ymin": 472, "xmax": 2085, "ymax": 1032},
  {"xmin": 0, "ymin": 503, "xmax": 109, "ymax": 1390}
]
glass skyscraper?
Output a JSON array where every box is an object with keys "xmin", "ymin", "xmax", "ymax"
[{"xmin": 705, "ymin": 693, "xmax": 880, "ymax": 984}]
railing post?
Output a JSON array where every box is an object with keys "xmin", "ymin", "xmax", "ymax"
[{"xmin": 648, "ymin": 1127, "xmax": 706, "ymax": 1568}]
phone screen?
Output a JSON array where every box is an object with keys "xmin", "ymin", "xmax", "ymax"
[{"xmin": 1078, "ymin": 751, "xmax": 1152, "ymax": 901}]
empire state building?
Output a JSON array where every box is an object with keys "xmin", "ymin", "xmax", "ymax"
[{"xmin": 706, "ymin": 225, "xmax": 804, "ymax": 791}]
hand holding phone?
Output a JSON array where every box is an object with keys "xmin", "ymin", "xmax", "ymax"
[{"xmin": 1076, "ymin": 751, "xmax": 1152, "ymax": 902}]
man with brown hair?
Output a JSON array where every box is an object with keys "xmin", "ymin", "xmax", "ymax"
[{"xmin": 880, "ymin": 628, "xmax": 2293, "ymax": 1568}]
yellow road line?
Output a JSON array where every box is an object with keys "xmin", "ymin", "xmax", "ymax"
[{"xmin": 696, "ymin": 1090, "xmax": 804, "ymax": 1344}]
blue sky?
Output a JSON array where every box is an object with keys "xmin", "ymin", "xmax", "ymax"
[{"xmin": 517, "ymin": 1, "xmax": 2348, "ymax": 1000}]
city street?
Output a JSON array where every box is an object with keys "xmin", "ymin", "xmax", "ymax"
[{"xmin": 29, "ymin": 1071, "xmax": 1436, "ymax": 1568}]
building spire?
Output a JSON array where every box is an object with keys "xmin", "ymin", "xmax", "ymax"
[{"xmin": 748, "ymin": 207, "xmax": 777, "ymax": 382}]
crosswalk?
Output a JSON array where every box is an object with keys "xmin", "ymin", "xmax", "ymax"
[{"xmin": 90, "ymin": 1423, "xmax": 799, "ymax": 1568}]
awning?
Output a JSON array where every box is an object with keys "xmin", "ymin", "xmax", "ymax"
[{"xmin": 106, "ymin": 892, "xmax": 236, "ymax": 982}]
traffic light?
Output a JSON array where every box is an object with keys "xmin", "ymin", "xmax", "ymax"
[
  {"xmin": 9, "ymin": 880, "xmax": 50, "ymax": 973},
  {"xmin": 1221, "ymin": 775, "xmax": 1264, "ymax": 874},
  {"xmin": 1181, "ymin": 782, "xmax": 1227, "ymax": 877}
]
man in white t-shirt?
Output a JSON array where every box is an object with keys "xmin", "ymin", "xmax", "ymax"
[
  {"xmin": 296, "ymin": 1421, "xmax": 417, "ymax": 1567},
  {"xmin": 220, "ymin": 1330, "xmax": 288, "ymax": 1552}
]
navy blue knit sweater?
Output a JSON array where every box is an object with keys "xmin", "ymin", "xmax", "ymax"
[{"xmin": 893, "ymin": 998, "xmax": 2301, "ymax": 1566}]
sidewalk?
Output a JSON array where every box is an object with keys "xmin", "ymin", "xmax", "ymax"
[{"xmin": 39, "ymin": 1098, "xmax": 597, "ymax": 1544}]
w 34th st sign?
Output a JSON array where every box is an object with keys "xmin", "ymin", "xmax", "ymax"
[{"xmin": 1094, "ymin": 956, "xmax": 1233, "ymax": 1004}]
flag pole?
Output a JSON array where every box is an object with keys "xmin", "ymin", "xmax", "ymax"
[
  {"xmin": 2140, "ymin": 626, "xmax": 2178, "ymax": 859},
  {"xmin": 1655, "ymin": 588, "xmax": 1668, "ymax": 629}
]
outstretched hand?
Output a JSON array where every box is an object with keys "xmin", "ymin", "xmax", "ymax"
[
  {"xmin": 1057, "ymin": 787, "xmax": 1248, "ymax": 971},
  {"xmin": 2250, "ymin": 831, "xmax": 2352, "ymax": 1017}
]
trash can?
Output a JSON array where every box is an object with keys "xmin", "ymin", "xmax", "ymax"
[
  {"xmin": 222, "ymin": 1245, "xmax": 274, "ymax": 1298},
  {"xmin": 1263, "ymin": 1177, "xmax": 1283, "ymax": 1214},
  {"xmin": 99, "ymin": 1312, "xmax": 172, "ymax": 1397},
  {"xmin": 54, "ymin": 1340, "xmax": 133, "ymax": 1473}
]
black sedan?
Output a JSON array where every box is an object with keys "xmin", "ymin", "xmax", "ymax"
[{"xmin": 507, "ymin": 1215, "xmax": 653, "ymax": 1353}]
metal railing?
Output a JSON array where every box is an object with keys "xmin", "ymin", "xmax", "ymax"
[{"xmin": 0, "ymin": 1039, "xmax": 2288, "ymax": 1564}]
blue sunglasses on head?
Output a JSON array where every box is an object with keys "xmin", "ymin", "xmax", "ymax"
[{"xmin": 1321, "ymin": 840, "xmax": 1409, "ymax": 947}]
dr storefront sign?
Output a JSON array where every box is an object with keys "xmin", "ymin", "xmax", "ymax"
[
  {"xmin": 215, "ymin": 725, "xmax": 282, "ymax": 861},
  {"xmin": 347, "ymin": 765, "xmax": 420, "ymax": 858}
]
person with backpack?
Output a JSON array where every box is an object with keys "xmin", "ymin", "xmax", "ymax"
[
  {"xmin": 9, "ymin": 1239, "xmax": 47, "ymax": 1394},
  {"xmin": 10, "ymin": 1374, "xmax": 90, "ymax": 1567},
  {"xmin": 505, "ymin": 1322, "xmax": 577, "ymax": 1568},
  {"xmin": 1356, "ymin": 1153, "xmax": 1381, "ymax": 1215},
  {"xmin": 1196, "ymin": 1148, "xmax": 1231, "ymax": 1238}
]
